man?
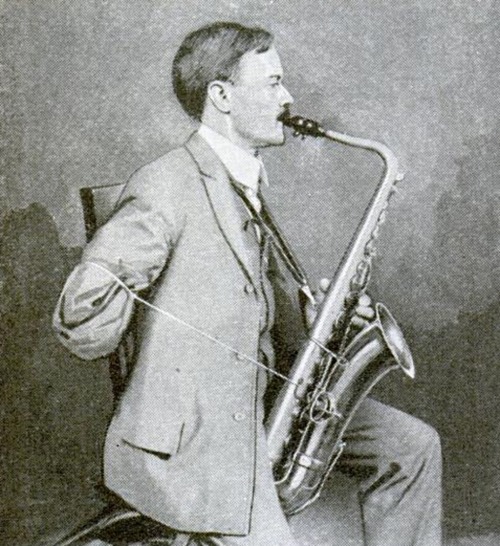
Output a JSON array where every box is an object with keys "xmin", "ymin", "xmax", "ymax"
[{"xmin": 53, "ymin": 22, "xmax": 442, "ymax": 546}]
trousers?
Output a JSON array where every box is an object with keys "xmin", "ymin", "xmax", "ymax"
[{"xmin": 192, "ymin": 398, "xmax": 442, "ymax": 546}]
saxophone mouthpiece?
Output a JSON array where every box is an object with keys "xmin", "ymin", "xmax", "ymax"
[{"xmin": 278, "ymin": 111, "xmax": 326, "ymax": 138}]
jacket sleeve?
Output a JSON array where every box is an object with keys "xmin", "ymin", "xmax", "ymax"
[{"xmin": 53, "ymin": 165, "xmax": 182, "ymax": 360}]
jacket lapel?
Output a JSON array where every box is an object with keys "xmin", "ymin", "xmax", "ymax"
[{"xmin": 185, "ymin": 133, "xmax": 257, "ymax": 287}]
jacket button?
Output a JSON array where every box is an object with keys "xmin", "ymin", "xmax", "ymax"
[
  {"xmin": 233, "ymin": 411, "xmax": 246, "ymax": 422},
  {"xmin": 244, "ymin": 283, "xmax": 254, "ymax": 294},
  {"xmin": 235, "ymin": 353, "xmax": 245, "ymax": 362}
]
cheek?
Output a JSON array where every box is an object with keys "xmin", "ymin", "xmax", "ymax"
[{"xmin": 234, "ymin": 90, "xmax": 274, "ymax": 120}]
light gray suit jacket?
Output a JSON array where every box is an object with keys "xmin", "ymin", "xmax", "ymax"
[{"xmin": 53, "ymin": 132, "xmax": 304, "ymax": 535}]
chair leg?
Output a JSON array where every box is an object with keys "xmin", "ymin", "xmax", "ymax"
[{"xmin": 52, "ymin": 506, "xmax": 142, "ymax": 546}]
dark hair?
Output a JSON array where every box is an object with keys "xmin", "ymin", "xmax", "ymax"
[{"xmin": 172, "ymin": 22, "xmax": 274, "ymax": 121}]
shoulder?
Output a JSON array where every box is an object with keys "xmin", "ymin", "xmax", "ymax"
[{"xmin": 124, "ymin": 143, "xmax": 199, "ymax": 201}]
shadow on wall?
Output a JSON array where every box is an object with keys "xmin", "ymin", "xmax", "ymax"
[
  {"xmin": 0, "ymin": 204, "xmax": 113, "ymax": 545},
  {"xmin": 0, "ymin": 202, "xmax": 499, "ymax": 544}
]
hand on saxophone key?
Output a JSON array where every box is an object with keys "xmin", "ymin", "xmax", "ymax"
[
  {"xmin": 318, "ymin": 278, "xmax": 375, "ymax": 318},
  {"xmin": 350, "ymin": 292, "xmax": 376, "ymax": 330},
  {"xmin": 302, "ymin": 279, "xmax": 375, "ymax": 331}
]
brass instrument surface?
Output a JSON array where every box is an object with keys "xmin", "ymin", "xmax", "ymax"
[{"xmin": 266, "ymin": 113, "xmax": 414, "ymax": 515}]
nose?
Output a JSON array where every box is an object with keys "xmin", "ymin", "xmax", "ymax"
[{"xmin": 280, "ymin": 85, "xmax": 294, "ymax": 107}]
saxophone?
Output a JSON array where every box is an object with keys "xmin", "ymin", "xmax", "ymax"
[{"xmin": 266, "ymin": 113, "xmax": 415, "ymax": 516}]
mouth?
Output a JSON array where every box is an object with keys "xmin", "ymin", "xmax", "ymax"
[{"xmin": 277, "ymin": 109, "xmax": 290, "ymax": 123}]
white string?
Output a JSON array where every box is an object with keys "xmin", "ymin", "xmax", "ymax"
[
  {"xmin": 310, "ymin": 337, "xmax": 337, "ymax": 358},
  {"xmin": 88, "ymin": 261, "xmax": 299, "ymax": 387}
]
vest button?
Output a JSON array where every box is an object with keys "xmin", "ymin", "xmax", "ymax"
[
  {"xmin": 235, "ymin": 353, "xmax": 245, "ymax": 362},
  {"xmin": 244, "ymin": 283, "xmax": 254, "ymax": 294},
  {"xmin": 233, "ymin": 411, "xmax": 246, "ymax": 422}
]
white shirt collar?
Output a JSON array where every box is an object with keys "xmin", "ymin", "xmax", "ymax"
[{"xmin": 198, "ymin": 124, "xmax": 268, "ymax": 193}]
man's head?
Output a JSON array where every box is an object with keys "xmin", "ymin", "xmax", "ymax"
[{"xmin": 173, "ymin": 22, "xmax": 293, "ymax": 149}]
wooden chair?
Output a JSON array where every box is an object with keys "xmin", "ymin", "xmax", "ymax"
[{"xmin": 52, "ymin": 184, "xmax": 190, "ymax": 546}]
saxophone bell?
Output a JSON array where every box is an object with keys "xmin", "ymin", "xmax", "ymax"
[{"xmin": 277, "ymin": 304, "xmax": 414, "ymax": 516}]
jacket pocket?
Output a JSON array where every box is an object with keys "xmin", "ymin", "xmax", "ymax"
[
  {"xmin": 112, "ymin": 412, "xmax": 186, "ymax": 457},
  {"xmin": 121, "ymin": 437, "xmax": 179, "ymax": 460}
]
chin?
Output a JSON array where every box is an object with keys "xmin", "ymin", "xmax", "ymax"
[
  {"xmin": 259, "ymin": 129, "xmax": 286, "ymax": 148},
  {"xmin": 275, "ymin": 134, "xmax": 286, "ymax": 146}
]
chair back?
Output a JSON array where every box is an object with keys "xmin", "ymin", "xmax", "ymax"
[
  {"xmin": 80, "ymin": 183, "xmax": 125, "ymax": 240},
  {"xmin": 79, "ymin": 183, "xmax": 132, "ymax": 402}
]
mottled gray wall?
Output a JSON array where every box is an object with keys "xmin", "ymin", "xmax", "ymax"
[{"xmin": 1, "ymin": 1, "xmax": 499, "ymax": 544}]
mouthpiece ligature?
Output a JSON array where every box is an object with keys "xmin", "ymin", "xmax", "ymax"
[{"xmin": 279, "ymin": 112, "xmax": 326, "ymax": 138}]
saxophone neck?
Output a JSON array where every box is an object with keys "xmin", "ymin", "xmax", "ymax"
[
  {"xmin": 323, "ymin": 128, "xmax": 404, "ymax": 182},
  {"xmin": 279, "ymin": 111, "xmax": 405, "ymax": 182}
]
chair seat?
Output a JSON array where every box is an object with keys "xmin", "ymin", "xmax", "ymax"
[{"xmin": 52, "ymin": 505, "xmax": 142, "ymax": 545}]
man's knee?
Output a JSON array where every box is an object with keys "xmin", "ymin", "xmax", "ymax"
[
  {"xmin": 422, "ymin": 422, "xmax": 441, "ymax": 455},
  {"xmin": 411, "ymin": 418, "xmax": 440, "ymax": 455},
  {"xmin": 375, "ymin": 402, "xmax": 441, "ymax": 461},
  {"xmin": 420, "ymin": 421, "xmax": 442, "ymax": 476},
  {"xmin": 402, "ymin": 416, "xmax": 441, "ymax": 476},
  {"xmin": 371, "ymin": 404, "xmax": 442, "ymax": 474}
]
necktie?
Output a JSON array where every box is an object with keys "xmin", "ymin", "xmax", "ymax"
[
  {"xmin": 232, "ymin": 181, "xmax": 310, "ymax": 290},
  {"xmin": 243, "ymin": 186, "xmax": 262, "ymax": 214}
]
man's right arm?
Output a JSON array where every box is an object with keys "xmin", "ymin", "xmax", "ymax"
[{"xmin": 53, "ymin": 164, "xmax": 181, "ymax": 360}]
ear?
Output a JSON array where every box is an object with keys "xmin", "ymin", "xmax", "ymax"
[{"xmin": 206, "ymin": 80, "xmax": 232, "ymax": 114}]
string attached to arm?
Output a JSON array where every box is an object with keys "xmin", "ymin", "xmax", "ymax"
[{"xmin": 87, "ymin": 261, "xmax": 300, "ymax": 387}]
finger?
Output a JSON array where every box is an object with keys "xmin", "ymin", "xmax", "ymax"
[
  {"xmin": 350, "ymin": 316, "xmax": 369, "ymax": 329},
  {"xmin": 357, "ymin": 293, "xmax": 372, "ymax": 307},
  {"xmin": 319, "ymin": 278, "xmax": 331, "ymax": 292},
  {"xmin": 355, "ymin": 305, "xmax": 375, "ymax": 320}
]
